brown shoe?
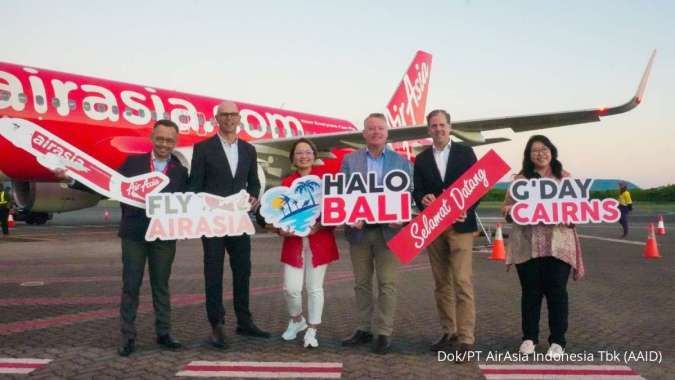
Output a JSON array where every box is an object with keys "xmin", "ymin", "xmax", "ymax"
[
  {"xmin": 430, "ymin": 333, "xmax": 458, "ymax": 352},
  {"xmin": 454, "ymin": 343, "xmax": 474, "ymax": 363}
]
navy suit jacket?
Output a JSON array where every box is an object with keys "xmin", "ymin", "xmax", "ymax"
[
  {"xmin": 189, "ymin": 135, "xmax": 260, "ymax": 198},
  {"xmin": 412, "ymin": 142, "xmax": 480, "ymax": 233}
]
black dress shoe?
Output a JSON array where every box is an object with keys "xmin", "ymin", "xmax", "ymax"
[
  {"xmin": 118, "ymin": 339, "xmax": 136, "ymax": 357},
  {"xmin": 236, "ymin": 322, "xmax": 271, "ymax": 338},
  {"xmin": 430, "ymin": 333, "xmax": 458, "ymax": 352},
  {"xmin": 341, "ymin": 330, "xmax": 373, "ymax": 346},
  {"xmin": 372, "ymin": 335, "xmax": 392, "ymax": 355},
  {"xmin": 211, "ymin": 325, "xmax": 229, "ymax": 349},
  {"xmin": 157, "ymin": 334, "xmax": 183, "ymax": 350},
  {"xmin": 454, "ymin": 343, "xmax": 474, "ymax": 363}
]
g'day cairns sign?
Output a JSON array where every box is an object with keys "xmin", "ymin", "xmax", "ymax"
[
  {"xmin": 321, "ymin": 170, "xmax": 412, "ymax": 226},
  {"xmin": 508, "ymin": 178, "xmax": 620, "ymax": 225},
  {"xmin": 387, "ymin": 150, "xmax": 510, "ymax": 264}
]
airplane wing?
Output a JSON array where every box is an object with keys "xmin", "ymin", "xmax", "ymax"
[{"xmin": 254, "ymin": 50, "xmax": 655, "ymax": 150}]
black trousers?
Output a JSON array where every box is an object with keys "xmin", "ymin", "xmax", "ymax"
[
  {"xmin": 0, "ymin": 208, "xmax": 9, "ymax": 235},
  {"xmin": 120, "ymin": 239, "xmax": 176, "ymax": 340},
  {"xmin": 619, "ymin": 205, "xmax": 631, "ymax": 236},
  {"xmin": 516, "ymin": 256, "xmax": 571, "ymax": 347},
  {"xmin": 202, "ymin": 235, "xmax": 252, "ymax": 327}
]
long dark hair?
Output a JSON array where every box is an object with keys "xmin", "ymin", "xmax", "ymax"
[{"xmin": 519, "ymin": 135, "xmax": 563, "ymax": 179}]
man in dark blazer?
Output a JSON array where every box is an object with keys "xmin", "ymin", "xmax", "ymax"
[
  {"xmin": 190, "ymin": 100, "xmax": 269, "ymax": 349},
  {"xmin": 412, "ymin": 109, "xmax": 479, "ymax": 361},
  {"xmin": 57, "ymin": 119, "xmax": 188, "ymax": 357}
]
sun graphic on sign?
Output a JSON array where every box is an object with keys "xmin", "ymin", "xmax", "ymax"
[{"xmin": 271, "ymin": 196, "xmax": 285, "ymax": 209}]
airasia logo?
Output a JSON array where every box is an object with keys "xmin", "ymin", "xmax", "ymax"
[
  {"xmin": 31, "ymin": 131, "xmax": 86, "ymax": 167},
  {"xmin": 386, "ymin": 60, "xmax": 430, "ymax": 127},
  {"xmin": 122, "ymin": 177, "xmax": 163, "ymax": 202}
]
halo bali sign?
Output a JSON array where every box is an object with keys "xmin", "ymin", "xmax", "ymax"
[
  {"xmin": 508, "ymin": 178, "xmax": 620, "ymax": 225},
  {"xmin": 259, "ymin": 175, "xmax": 322, "ymax": 237},
  {"xmin": 321, "ymin": 170, "xmax": 412, "ymax": 226},
  {"xmin": 387, "ymin": 150, "xmax": 511, "ymax": 264},
  {"xmin": 145, "ymin": 190, "xmax": 255, "ymax": 241}
]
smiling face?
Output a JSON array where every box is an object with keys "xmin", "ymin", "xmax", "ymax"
[
  {"xmin": 363, "ymin": 115, "xmax": 388, "ymax": 150},
  {"xmin": 151, "ymin": 124, "xmax": 178, "ymax": 160},
  {"xmin": 292, "ymin": 141, "xmax": 315, "ymax": 171},
  {"xmin": 214, "ymin": 101, "xmax": 241, "ymax": 135},
  {"xmin": 529, "ymin": 141, "xmax": 552, "ymax": 170},
  {"xmin": 428, "ymin": 113, "xmax": 452, "ymax": 148}
]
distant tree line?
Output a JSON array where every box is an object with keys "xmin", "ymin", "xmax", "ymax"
[{"xmin": 480, "ymin": 184, "xmax": 675, "ymax": 202}]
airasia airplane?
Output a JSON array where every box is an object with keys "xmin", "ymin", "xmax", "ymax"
[{"xmin": 0, "ymin": 50, "xmax": 655, "ymax": 224}]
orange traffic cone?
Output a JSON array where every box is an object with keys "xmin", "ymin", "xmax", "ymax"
[
  {"xmin": 103, "ymin": 209, "xmax": 110, "ymax": 223},
  {"xmin": 643, "ymin": 223, "xmax": 661, "ymax": 259},
  {"xmin": 490, "ymin": 223, "xmax": 506, "ymax": 261},
  {"xmin": 656, "ymin": 215, "xmax": 666, "ymax": 235},
  {"xmin": 7, "ymin": 213, "xmax": 16, "ymax": 228}
]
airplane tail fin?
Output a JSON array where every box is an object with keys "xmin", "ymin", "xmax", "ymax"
[
  {"xmin": 384, "ymin": 50, "xmax": 432, "ymax": 159},
  {"xmin": 385, "ymin": 50, "xmax": 433, "ymax": 128}
]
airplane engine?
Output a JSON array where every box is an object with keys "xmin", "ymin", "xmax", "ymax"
[{"xmin": 11, "ymin": 181, "xmax": 101, "ymax": 214}]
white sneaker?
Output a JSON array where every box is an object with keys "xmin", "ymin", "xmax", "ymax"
[
  {"xmin": 303, "ymin": 327, "xmax": 318, "ymax": 348},
  {"xmin": 546, "ymin": 343, "xmax": 565, "ymax": 360},
  {"xmin": 281, "ymin": 317, "xmax": 307, "ymax": 341},
  {"xmin": 519, "ymin": 339, "xmax": 535, "ymax": 355}
]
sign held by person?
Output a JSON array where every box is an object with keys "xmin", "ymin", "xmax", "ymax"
[
  {"xmin": 259, "ymin": 175, "xmax": 322, "ymax": 237},
  {"xmin": 321, "ymin": 170, "xmax": 412, "ymax": 226},
  {"xmin": 508, "ymin": 178, "xmax": 620, "ymax": 225}
]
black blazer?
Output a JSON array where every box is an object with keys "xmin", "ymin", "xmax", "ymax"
[
  {"xmin": 413, "ymin": 142, "xmax": 480, "ymax": 233},
  {"xmin": 72, "ymin": 153, "xmax": 189, "ymax": 241},
  {"xmin": 117, "ymin": 153, "xmax": 188, "ymax": 241},
  {"xmin": 189, "ymin": 135, "xmax": 260, "ymax": 198}
]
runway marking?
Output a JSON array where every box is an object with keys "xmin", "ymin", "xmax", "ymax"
[
  {"xmin": 577, "ymin": 234, "xmax": 645, "ymax": 246},
  {"xmin": 479, "ymin": 364, "xmax": 644, "ymax": 379},
  {"xmin": 0, "ymin": 358, "xmax": 51, "ymax": 375},
  {"xmin": 0, "ymin": 263, "xmax": 430, "ymax": 335},
  {"xmin": 176, "ymin": 361, "xmax": 342, "ymax": 378}
]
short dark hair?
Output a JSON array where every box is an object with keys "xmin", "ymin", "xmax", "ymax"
[
  {"xmin": 289, "ymin": 138, "xmax": 318, "ymax": 161},
  {"xmin": 426, "ymin": 109, "xmax": 451, "ymax": 125},
  {"xmin": 153, "ymin": 119, "xmax": 179, "ymax": 133}
]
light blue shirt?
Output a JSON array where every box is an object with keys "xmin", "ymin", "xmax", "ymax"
[
  {"xmin": 151, "ymin": 152, "xmax": 169, "ymax": 173},
  {"xmin": 366, "ymin": 148, "xmax": 385, "ymax": 185}
]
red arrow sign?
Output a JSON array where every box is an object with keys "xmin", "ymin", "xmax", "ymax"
[{"xmin": 387, "ymin": 149, "xmax": 510, "ymax": 264}]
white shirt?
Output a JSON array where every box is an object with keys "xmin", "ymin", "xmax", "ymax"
[
  {"xmin": 218, "ymin": 135, "xmax": 238, "ymax": 177},
  {"xmin": 432, "ymin": 141, "xmax": 451, "ymax": 180}
]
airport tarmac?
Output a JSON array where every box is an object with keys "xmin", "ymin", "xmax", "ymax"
[{"xmin": 0, "ymin": 205, "xmax": 673, "ymax": 379}]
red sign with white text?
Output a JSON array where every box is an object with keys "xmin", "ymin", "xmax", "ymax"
[{"xmin": 387, "ymin": 150, "xmax": 510, "ymax": 264}]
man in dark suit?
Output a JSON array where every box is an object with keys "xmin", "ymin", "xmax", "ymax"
[
  {"xmin": 57, "ymin": 119, "xmax": 188, "ymax": 357},
  {"xmin": 412, "ymin": 110, "xmax": 478, "ymax": 362},
  {"xmin": 190, "ymin": 100, "xmax": 270, "ymax": 349}
]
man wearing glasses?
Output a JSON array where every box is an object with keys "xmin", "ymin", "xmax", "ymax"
[{"xmin": 190, "ymin": 101, "xmax": 270, "ymax": 349}]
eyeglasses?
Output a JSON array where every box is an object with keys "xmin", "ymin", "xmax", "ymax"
[
  {"xmin": 154, "ymin": 137, "xmax": 176, "ymax": 145},
  {"xmin": 294, "ymin": 150, "xmax": 315, "ymax": 156},
  {"xmin": 531, "ymin": 148, "xmax": 550, "ymax": 155},
  {"xmin": 216, "ymin": 112, "xmax": 240, "ymax": 118}
]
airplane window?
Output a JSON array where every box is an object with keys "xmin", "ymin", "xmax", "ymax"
[
  {"xmin": 36, "ymin": 95, "xmax": 45, "ymax": 106},
  {"xmin": 68, "ymin": 99, "xmax": 76, "ymax": 110},
  {"xmin": 0, "ymin": 91, "xmax": 8, "ymax": 101},
  {"xmin": 83, "ymin": 101, "xmax": 91, "ymax": 111},
  {"xmin": 111, "ymin": 105, "xmax": 118, "ymax": 115},
  {"xmin": 18, "ymin": 93, "xmax": 27, "ymax": 104},
  {"xmin": 163, "ymin": 112, "xmax": 170, "ymax": 119},
  {"xmin": 124, "ymin": 108, "xmax": 132, "ymax": 116},
  {"xmin": 94, "ymin": 103, "xmax": 108, "ymax": 112},
  {"xmin": 179, "ymin": 114, "xmax": 191, "ymax": 124},
  {"xmin": 150, "ymin": 111, "xmax": 157, "ymax": 120},
  {"xmin": 198, "ymin": 114, "xmax": 205, "ymax": 125},
  {"xmin": 52, "ymin": 97, "xmax": 60, "ymax": 108},
  {"xmin": 139, "ymin": 109, "xmax": 145, "ymax": 117}
]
